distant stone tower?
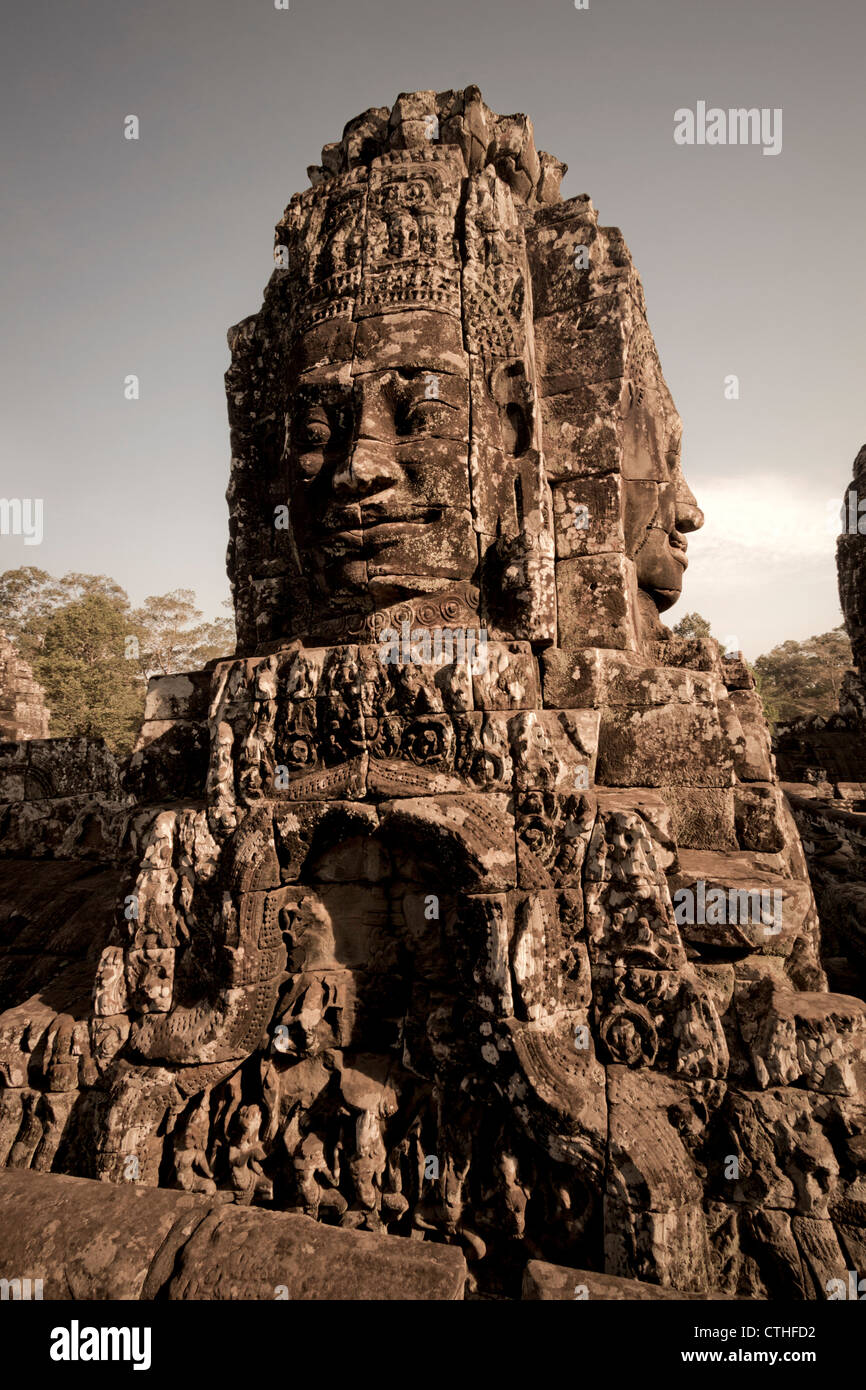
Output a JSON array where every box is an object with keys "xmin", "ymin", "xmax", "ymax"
[
  {"xmin": 0, "ymin": 632, "xmax": 49, "ymax": 741},
  {"xmin": 837, "ymin": 444, "xmax": 866, "ymax": 721},
  {"xmin": 775, "ymin": 445, "xmax": 866, "ymax": 998}
]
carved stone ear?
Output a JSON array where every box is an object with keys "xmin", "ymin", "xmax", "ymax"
[
  {"xmin": 488, "ymin": 362, "xmax": 535, "ymax": 462},
  {"xmin": 501, "ymin": 402, "xmax": 531, "ymax": 458},
  {"xmin": 489, "ymin": 449, "xmax": 557, "ymax": 644}
]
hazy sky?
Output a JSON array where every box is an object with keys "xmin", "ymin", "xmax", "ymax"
[{"xmin": 2, "ymin": 0, "xmax": 864, "ymax": 658}]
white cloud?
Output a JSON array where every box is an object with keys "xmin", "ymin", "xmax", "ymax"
[
  {"xmin": 674, "ymin": 474, "xmax": 844, "ymax": 658},
  {"xmin": 689, "ymin": 474, "xmax": 842, "ymax": 573}
]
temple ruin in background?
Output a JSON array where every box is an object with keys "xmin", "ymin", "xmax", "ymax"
[{"xmin": 0, "ymin": 632, "xmax": 49, "ymax": 742}]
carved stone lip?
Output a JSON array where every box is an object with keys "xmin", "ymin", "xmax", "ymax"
[
  {"xmin": 362, "ymin": 504, "xmax": 441, "ymax": 527},
  {"xmin": 324, "ymin": 510, "xmax": 441, "ymax": 547},
  {"xmin": 362, "ymin": 519, "xmax": 433, "ymax": 541},
  {"xmin": 669, "ymin": 535, "xmax": 689, "ymax": 567}
]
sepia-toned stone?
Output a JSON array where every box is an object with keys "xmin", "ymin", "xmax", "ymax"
[
  {"xmin": 0, "ymin": 633, "xmax": 50, "ymax": 741},
  {"xmin": 0, "ymin": 89, "xmax": 859, "ymax": 1304}
]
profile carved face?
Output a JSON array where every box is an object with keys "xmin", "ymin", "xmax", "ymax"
[
  {"xmin": 620, "ymin": 372, "xmax": 704, "ymax": 613},
  {"xmin": 285, "ymin": 316, "xmax": 477, "ymax": 610}
]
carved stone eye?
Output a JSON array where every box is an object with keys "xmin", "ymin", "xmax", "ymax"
[
  {"xmin": 397, "ymin": 399, "xmax": 442, "ymax": 435},
  {"xmin": 297, "ymin": 417, "xmax": 330, "ymax": 449}
]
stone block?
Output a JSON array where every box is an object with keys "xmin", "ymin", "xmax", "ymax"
[
  {"xmin": 556, "ymin": 554, "xmax": 640, "ymax": 653},
  {"xmin": 522, "ymin": 1260, "xmax": 741, "ymax": 1300},
  {"xmin": 552, "ymin": 476, "xmax": 625, "ymax": 558},
  {"xmin": 0, "ymin": 1169, "xmax": 208, "ymax": 1299},
  {"xmin": 594, "ymin": 787, "xmax": 678, "ymax": 870},
  {"xmin": 471, "ymin": 641, "xmax": 539, "ymax": 711},
  {"xmin": 735, "ymin": 783, "xmax": 787, "ymax": 852},
  {"xmin": 165, "ymin": 1203, "xmax": 467, "ymax": 1300},
  {"xmin": 671, "ymin": 850, "xmax": 814, "ymax": 958},
  {"xmin": 661, "ymin": 786, "xmax": 737, "ymax": 851},
  {"xmin": 0, "ymin": 1169, "xmax": 466, "ymax": 1300},
  {"xmin": 596, "ymin": 705, "xmax": 733, "ymax": 788},
  {"xmin": 143, "ymin": 671, "xmax": 215, "ymax": 723},
  {"xmin": 728, "ymin": 689, "xmax": 775, "ymax": 782}
]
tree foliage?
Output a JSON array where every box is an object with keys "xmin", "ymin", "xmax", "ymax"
[
  {"xmin": 0, "ymin": 568, "xmax": 128, "ymax": 662},
  {"xmin": 671, "ymin": 611, "xmax": 713, "ymax": 640},
  {"xmin": 0, "ymin": 568, "xmax": 235, "ymax": 755},
  {"xmin": 130, "ymin": 590, "xmax": 234, "ymax": 679},
  {"xmin": 38, "ymin": 590, "xmax": 146, "ymax": 751},
  {"xmin": 753, "ymin": 627, "xmax": 853, "ymax": 724}
]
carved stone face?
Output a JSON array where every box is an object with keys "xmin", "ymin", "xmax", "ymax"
[
  {"xmin": 282, "ymin": 312, "xmax": 703, "ymax": 632},
  {"xmin": 621, "ymin": 382, "xmax": 704, "ymax": 613},
  {"xmin": 286, "ymin": 313, "xmax": 477, "ymax": 608}
]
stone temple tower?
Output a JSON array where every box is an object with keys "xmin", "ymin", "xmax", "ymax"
[
  {"xmin": 0, "ymin": 89, "xmax": 864, "ymax": 1302},
  {"xmin": 0, "ymin": 632, "xmax": 49, "ymax": 742}
]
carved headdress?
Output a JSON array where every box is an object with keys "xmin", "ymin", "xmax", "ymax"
[{"xmin": 226, "ymin": 87, "xmax": 686, "ymax": 654}]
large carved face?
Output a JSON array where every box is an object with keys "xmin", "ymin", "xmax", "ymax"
[
  {"xmin": 621, "ymin": 373, "xmax": 704, "ymax": 613},
  {"xmin": 285, "ymin": 312, "xmax": 477, "ymax": 609},
  {"xmin": 231, "ymin": 124, "xmax": 706, "ymax": 649}
]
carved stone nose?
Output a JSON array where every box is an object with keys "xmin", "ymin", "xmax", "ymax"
[
  {"xmin": 332, "ymin": 442, "xmax": 399, "ymax": 501},
  {"xmin": 675, "ymin": 478, "xmax": 704, "ymax": 533},
  {"xmin": 676, "ymin": 501, "xmax": 704, "ymax": 534}
]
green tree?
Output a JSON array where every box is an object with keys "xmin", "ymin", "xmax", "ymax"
[
  {"xmin": 0, "ymin": 568, "xmax": 235, "ymax": 755},
  {"xmin": 672, "ymin": 611, "xmax": 713, "ymax": 639},
  {"xmin": 753, "ymin": 670, "xmax": 781, "ymax": 727},
  {"xmin": 0, "ymin": 568, "xmax": 128, "ymax": 662},
  {"xmin": 132, "ymin": 589, "xmax": 234, "ymax": 677},
  {"xmin": 36, "ymin": 589, "xmax": 145, "ymax": 752},
  {"xmin": 754, "ymin": 627, "xmax": 853, "ymax": 725}
]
